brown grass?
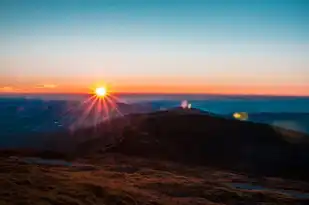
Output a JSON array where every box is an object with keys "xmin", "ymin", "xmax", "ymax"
[{"xmin": 0, "ymin": 153, "xmax": 308, "ymax": 205}]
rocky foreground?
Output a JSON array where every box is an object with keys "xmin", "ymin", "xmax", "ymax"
[{"xmin": 1, "ymin": 153, "xmax": 309, "ymax": 205}]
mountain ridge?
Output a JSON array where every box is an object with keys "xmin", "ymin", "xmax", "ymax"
[{"xmin": 25, "ymin": 107, "xmax": 309, "ymax": 181}]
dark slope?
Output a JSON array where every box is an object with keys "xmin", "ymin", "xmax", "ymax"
[
  {"xmin": 10, "ymin": 107, "xmax": 309, "ymax": 180},
  {"xmin": 67, "ymin": 108, "xmax": 309, "ymax": 180},
  {"xmin": 37, "ymin": 108, "xmax": 222, "ymax": 152}
]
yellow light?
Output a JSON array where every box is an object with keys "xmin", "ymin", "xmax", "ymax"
[
  {"xmin": 95, "ymin": 87, "xmax": 107, "ymax": 98},
  {"xmin": 233, "ymin": 113, "xmax": 242, "ymax": 119},
  {"xmin": 233, "ymin": 112, "xmax": 248, "ymax": 121}
]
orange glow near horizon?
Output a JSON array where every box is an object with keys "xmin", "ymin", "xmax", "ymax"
[{"xmin": 1, "ymin": 82, "xmax": 309, "ymax": 96}]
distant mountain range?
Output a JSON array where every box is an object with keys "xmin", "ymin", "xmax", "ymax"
[{"xmin": 225, "ymin": 112, "xmax": 309, "ymax": 134}]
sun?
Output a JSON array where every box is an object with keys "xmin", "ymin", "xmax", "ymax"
[{"xmin": 95, "ymin": 87, "xmax": 107, "ymax": 98}]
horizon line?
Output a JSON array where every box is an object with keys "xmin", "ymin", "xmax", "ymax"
[{"xmin": 1, "ymin": 91, "xmax": 309, "ymax": 98}]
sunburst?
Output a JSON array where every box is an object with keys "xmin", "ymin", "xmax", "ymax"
[
  {"xmin": 65, "ymin": 84, "xmax": 124, "ymax": 131},
  {"xmin": 95, "ymin": 87, "xmax": 107, "ymax": 98}
]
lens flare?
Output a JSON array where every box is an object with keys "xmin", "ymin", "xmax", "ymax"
[{"xmin": 59, "ymin": 83, "xmax": 123, "ymax": 132}]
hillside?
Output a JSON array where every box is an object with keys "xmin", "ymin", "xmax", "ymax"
[
  {"xmin": 2, "ymin": 153, "xmax": 309, "ymax": 205},
  {"xmin": 39, "ymin": 107, "xmax": 309, "ymax": 180},
  {"xmin": 2, "ymin": 108, "xmax": 309, "ymax": 204}
]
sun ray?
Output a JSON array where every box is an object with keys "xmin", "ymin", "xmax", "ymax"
[
  {"xmin": 102, "ymin": 97, "xmax": 110, "ymax": 120},
  {"xmin": 72, "ymin": 96, "xmax": 98, "ymax": 129},
  {"xmin": 105, "ymin": 96, "xmax": 123, "ymax": 117},
  {"xmin": 61, "ymin": 95, "xmax": 96, "ymax": 122},
  {"xmin": 107, "ymin": 94, "xmax": 122, "ymax": 103},
  {"xmin": 66, "ymin": 84, "xmax": 122, "ymax": 131},
  {"xmin": 97, "ymin": 97, "xmax": 104, "ymax": 123}
]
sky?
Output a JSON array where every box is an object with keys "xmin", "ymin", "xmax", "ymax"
[{"xmin": 0, "ymin": 0, "xmax": 309, "ymax": 95}]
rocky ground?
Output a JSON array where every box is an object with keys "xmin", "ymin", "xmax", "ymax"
[{"xmin": 1, "ymin": 153, "xmax": 309, "ymax": 205}]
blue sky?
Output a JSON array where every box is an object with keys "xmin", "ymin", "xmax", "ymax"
[{"xmin": 0, "ymin": 0, "xmax": 308, "ymax": 94}]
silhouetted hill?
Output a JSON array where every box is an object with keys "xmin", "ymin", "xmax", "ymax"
[
  {"xmin": 65, "ymin": 108, "xmax": 309, "ymax": 180},
  {"xmin": 3, "ymin": 106, "xmax": 309, "ymax": 180}
]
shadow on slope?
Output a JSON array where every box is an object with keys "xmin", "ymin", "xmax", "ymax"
[{"xmin": 70, "ymin": 108, "xmax": 309, "ymax": 181}]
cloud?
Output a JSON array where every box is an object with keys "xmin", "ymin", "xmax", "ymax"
[
  {"xmin": 36, "ymin": 84, "xmax": 57, "ymax": 89},
  {"xmin": 0, "ymin": 86, "xmax": 14, "ymax": 92}
]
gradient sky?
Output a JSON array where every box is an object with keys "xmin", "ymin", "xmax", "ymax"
[{"xmin": 1, "ymin": 0, "xmax": 309, "ymax": 95}]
